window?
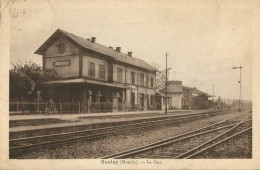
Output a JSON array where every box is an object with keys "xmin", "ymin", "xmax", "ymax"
[
  {"xmin": 150, "ymin": 95, "xmax": 154, "ymax": 105},
  {"xmin": 88, "ymin": 62, "xmax": 95, "ymax": 78},
  {"xmin": 117, "ymin": 67, "xmax": 123, "ymax": 82},
  {"xmin": 117, "ymin": 91, "xmax": 123, "ymax": 103},
  {"xmin": 99, "ymin": 64, "xmax": 105, "ymax": 80},
  {"xmin": 140, "ymin": 73, "xmax": 144, "ymax": 86},
  {"xmin": 146, "ymin": 75, "xmax": 149, "ymax": 87},
  {"xmin": 150, "ymin": 77, "xmax": 154, "ymax": 87},
  {"xmin": 131, "ymin": 72, "xmax": 135, "ymax": 84}
]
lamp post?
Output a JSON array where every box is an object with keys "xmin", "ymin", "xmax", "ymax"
[{"xmin": 232, "ymin": 65, "xmax": 243, "ymax": 112}]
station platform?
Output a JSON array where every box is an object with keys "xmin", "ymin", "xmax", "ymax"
[
  {"xmin": 9, "ymin": 109, "xmax": 216, "ymax": 139},
  {"xmin": 10, "ymin": 110, "xmax": 191, "ymax": 121}
]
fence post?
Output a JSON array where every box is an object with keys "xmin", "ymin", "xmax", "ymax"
[
  {"xmin": 46, "ymin": 101, "xmax": 47, "ymax": 113},
  {"xmin": 16, "ymin": 100, "xmax": 19, "ymax": 112},
  {"xmin": 37, "ymin": 91, "xmax": 41, "ymax": 113},
  {"xmin": 88, "ymin": 101, "xmax": 91, "ymax": 113},
  {"xmin": 79, "ymin": 102, "xmax": 81, "ymax": 114},
  {"xmin": 37, "ymin": 100, "xmax": 40, "ymax": 113},
  {"xmin": 59, "ymin": 99, "xmax": 62, "ymax": 114},
  {"xmin": 22, "ymin": 98, "xmax": 24, "ymax": 113}
]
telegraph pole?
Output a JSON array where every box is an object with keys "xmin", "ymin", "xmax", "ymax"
[
  {"xmin": 228, "ymin": 93, "xmax": 230, "ymax": 110},
  {"xmin": 212, "ymin": 84, "xmax": 214, "ymax": 109},
  {"xmin": 232, "ymin": 65, "xmax": 243, "ymax": 112},
  {"xmin": 165, "ymin": 52, "xmax": 168, "ymax": 115},
  {"xmin": 233, "ymin": 96, "xmax": 236, "ymax": 111}
]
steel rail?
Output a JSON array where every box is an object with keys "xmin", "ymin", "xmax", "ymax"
[
  {"xmin": 104, "ymin": 119, "xmax": 251, "ymax": 159},
  {"xmin": 103, "ymin": 123, "xmax": 241, "ymax": 159},
  {"xmin": 185, "ymin": 127, "xmax": 252, "ymax": 158},
  {"xmin": 101, "ymin": 111, "xmax": 250, "ymax": 159},
  {"xmin": 10, "ymin": 111, "xmax": 225, "ymax": 156},
  {"xmin": 10, "ymin": 111, "xmax": 221, "ymax": 144},
  {"xmin": 175, "ymin": 114, "xmax": 252, "ymax": 158}
]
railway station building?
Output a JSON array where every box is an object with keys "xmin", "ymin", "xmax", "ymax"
[{"xmin": 35, "ymin": 29, "xmax": 157, "ymax": 113}]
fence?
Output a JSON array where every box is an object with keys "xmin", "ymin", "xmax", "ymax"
[{"xmin": 9, "ymin": 100, "xmax": 156, "ymax": 114}]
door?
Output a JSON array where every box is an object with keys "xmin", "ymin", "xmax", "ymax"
[{"xmin": 140, "ymin": 94, "xmax": 144, "ymax": 107}]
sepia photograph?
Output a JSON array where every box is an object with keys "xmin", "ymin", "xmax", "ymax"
[{"xmin": 0, "ymin": 0, "xmax": 260, "ymax": 169}]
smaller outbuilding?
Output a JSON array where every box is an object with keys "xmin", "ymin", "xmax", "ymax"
[
  {"xmin": 182, "ymin": 86, "xmax": 211, "ymax": 110},
  {"xmin": 159, "ymin": 81, "xmax": 183, "ymax": 110},
  {"xmin": 159, "ymin": 81, "xmax": 212, "ymax": 110}
]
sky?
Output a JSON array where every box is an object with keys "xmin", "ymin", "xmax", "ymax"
[{"xmin": 9, "ymin": 0, "xmax": 253, "ymax": 100}]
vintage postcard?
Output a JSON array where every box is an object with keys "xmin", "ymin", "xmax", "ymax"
[{"xmin": 0, "ymin": 0, "xmax": 260, "ymax": 169}]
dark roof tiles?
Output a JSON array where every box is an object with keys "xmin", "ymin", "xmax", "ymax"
[{"xmin": 36, "ymin": 29, "xmax": 156, "ymax": 71}]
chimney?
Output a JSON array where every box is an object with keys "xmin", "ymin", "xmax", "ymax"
[
  {"xmin": 91, "ymin": 37, "xmax": 96, "ymax": 43},
  {"xmin": 116, "ymin": 47, "xmax": 121, "ymax": 52},
  {"xmin": 127, "ymin": 52, "xmax": 132, "ymax": 57}
]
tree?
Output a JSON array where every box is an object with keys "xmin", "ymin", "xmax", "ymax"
[
  {"xmin": 151, "ymin": 62, "xmax": 171, "ymax": 91},
  {"xmin": 9, "ymin": 61, "xmax": 58, "ymax": 101}
]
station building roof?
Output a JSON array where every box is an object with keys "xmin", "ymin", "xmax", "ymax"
[{"xmin": 35, "ymin": 29, "xmax": 157, "ymax": 72}]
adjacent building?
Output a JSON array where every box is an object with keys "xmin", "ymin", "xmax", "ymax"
[
  {"xmin": 159, "ymin": 81, "xmax": 211, "ymax": 110},
  {"xmin": 182, "ymin": 86, "xmax": 193, "ymax": 110},
  {"xmin": 182, "ymin": 86, "xmax": 211, "ymax": 110},
  {"xmin": 159, "ymin": 81, "xmax": 183, "ymax": 110},
  {"xmin": 35, "ymin": 29, "xmax": 157, "ymax": 113}
]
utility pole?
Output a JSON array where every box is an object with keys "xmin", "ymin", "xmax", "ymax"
[
  {"xmin": 165, "ymin": 52, "xmax": 168, "ymax": 115},
  {"xmin": 228, "ymin": 93, "xmax": 230, "ymax": 110},
  {"xmin": 223, "ymin": 96, "xmax": 225, "ymax": 110},
  {"xmin": 212, "ymin": 84, "xmax": 214, "ymax": 109},
  {"xmin": 232, "ymin": 65, "xmax": 243, "ymax": 112},
  {"xmin": 232, "ymin": 97, "xmax": 235, "ymax": 111}
]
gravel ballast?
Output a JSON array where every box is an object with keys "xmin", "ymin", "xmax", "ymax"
[
  {"xmin": 16, "ymin": 111, "xmax": 250, "ymax": 159},
  {"xmin": 197, "ymin": 129, "xmax": 252, "ymax": 158}
]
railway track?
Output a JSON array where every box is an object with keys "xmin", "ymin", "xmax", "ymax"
[
  {"xmin": 10, "ymin": 118, "xmax": 79, "ymax": 128},
  {"xmin": 101, "ymin": 111, "xmax": 252, "ymax": 159},
  {"xmin": 10, "ymin": 111, "xmax": 226, "ymax": 157}
]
